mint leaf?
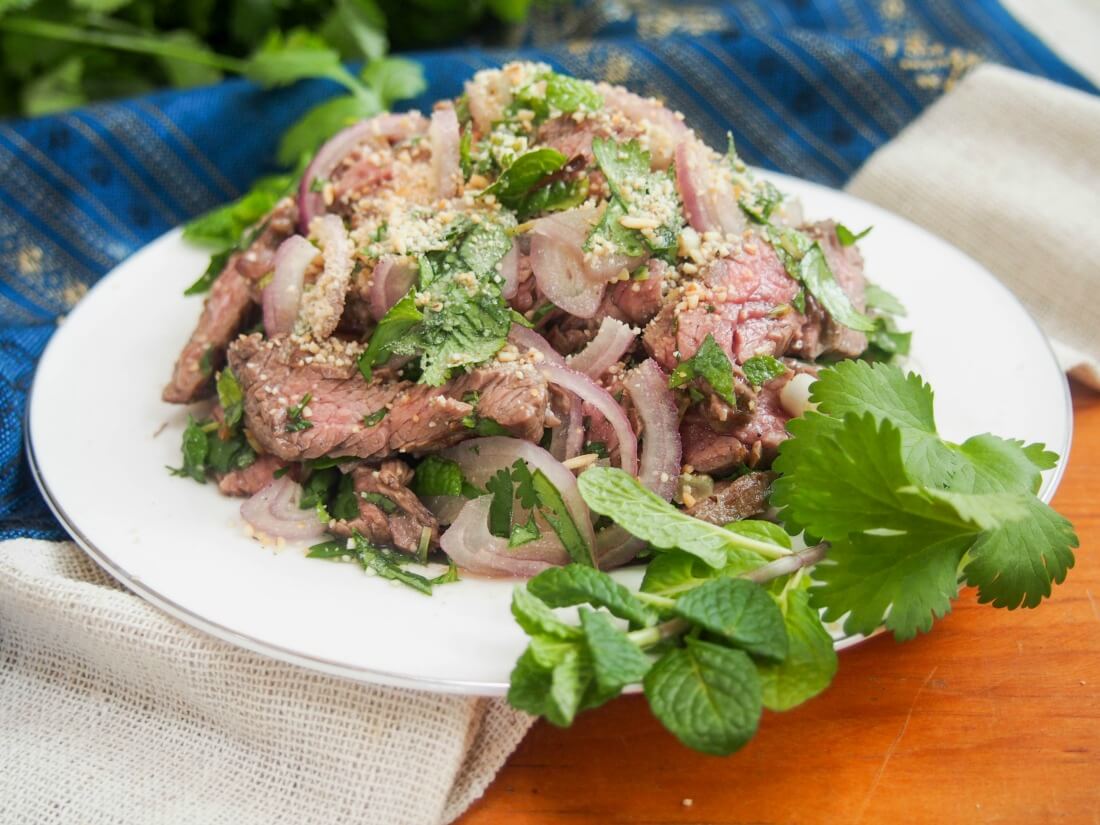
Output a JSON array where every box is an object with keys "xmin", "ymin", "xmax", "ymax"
[
  {"xmin": 674, "ymin": 578, "xmax": 788, "ymax": 662},
  {"xmin": 358, "ymin": 293, "xmax": 423, "ymax": 381},
  {"xmin": 579, "ymin": 609, "xmax": 651, "ymax": 691},
  {"xmin": 544, "ymin": 73, "xmax": 602, "ymax": 114},
  {"xmin": 741, "ymin": 354, "xmax": 787, "ymax": 388},
  {"xmin": 511, "ymin": 587, "xmax": 582, "ymax": 641},
  {"xmin": 412, "ymin": 456, "xmax": 466, "ymax": 497},
  {"xmin": 528, "ymin": 565, "xmax": 658, "ymax": 627},
  {"xmin": 765, "ymin": 226, "xmax": 874, "ymax": 333},
  {"xmin": 669, "ymin": 334, "xmax": 736, "ymax": 406},
  {"xmin": 644, "ymin": 639, "xmax": 762, "ymax": 756},
  {"xmin": 591, "ymin": 136, "xmax": 649, "ymax": 203},
  {"xmin": 757, "ymin": 587, "xmax": 837, "ymax": 711},
  {"xmin": 518, "ymin": 177, "xmax": 590, "ymax": 221},
  {"xmin": 481, "ymin": 148, "xmax": 567, "ymax": 210},
  {"xmin": 578, "ymin": 468, "xmax": 785, "ymax": 569},
  {"xmin": 586, "ymin": 198, "xmax": 647, "ymax": 257},
  {"xmin": 738, "ymin": 179, "xmax": 782, "ymax": 224},
  {"xmin": 864, "ymin": 283, "xmax": 905, "ymax": 316}
]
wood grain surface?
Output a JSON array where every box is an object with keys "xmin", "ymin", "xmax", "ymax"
[{"xmin": 460, "ymin": 382, "xmax": 1100, "ymax": 825}]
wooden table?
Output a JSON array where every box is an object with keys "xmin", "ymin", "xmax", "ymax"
[{"xmin": 461, "ymin": 382, "xmax": 1100, "ymax": 825}]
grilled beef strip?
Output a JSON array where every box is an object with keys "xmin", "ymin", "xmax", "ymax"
[
  {"xmin": 163, "ymin": 198, "xmax": 298, "ymax": 403},
  {"xmin": 685, "ymin": 471, "xmax": 776, "ymax": 525},
  {"xmin": 329, "ymin": 460, "xmax": 439, "ymax": 553},
  {"xmin": 228, "ymin": 333, "xmax": 550, "ymax": 462}
]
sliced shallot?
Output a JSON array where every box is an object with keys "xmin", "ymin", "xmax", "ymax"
[
  {"xmin": 368, "ymin": 255, "xmax": 419, "ymax": 320},
  {"xmin": 263, "ymin": 235, "xmax": 318, "ymax": 337},
  {"xmin": 241, "ymin": 476, "xmax": 328, "ymax": 542},
  {"xmin": 539, "ymin": 362, "xmax": 638, "ymax": 476},
  {"xmin": 298, "ymin": 112, "xmax": 428, "ymax": 230},
  {"xmin": 440, "ymin": 497, "xmax": 568, "ymax": 578},
  {"xmin": 297, "ymin": 214, "xmax": 355, "ymax": 339},
  {"xmin": 674, "ymin": 139, "xmax": 745, "ymax": 237},
  {"xmin": 568, "ymin": 317, "xmax": 637, "ymax": 378},
  {"xmin": 429, "ymin": 105, "xmax": 462, "ymax": 199}
]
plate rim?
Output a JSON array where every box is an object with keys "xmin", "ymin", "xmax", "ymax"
[{"xmin": 25, "ymin": 182, "xmax": 1074, "ymax": 696}]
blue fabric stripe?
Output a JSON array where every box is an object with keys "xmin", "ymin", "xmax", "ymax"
[{"xmin": 0, "ymin": 0, "xmax": 1095, "ymax": 540}]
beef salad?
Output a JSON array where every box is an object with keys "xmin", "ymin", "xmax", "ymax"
[{"xmin": 168, "ymin": 63, "xmax": 1077, "ymax": 754}]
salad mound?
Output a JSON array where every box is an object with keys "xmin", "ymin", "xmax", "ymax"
[{"xmin": 168, "ymin": 63, "xmax": 1077, "ymax": 755}]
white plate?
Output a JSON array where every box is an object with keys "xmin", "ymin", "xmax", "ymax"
[{"xmin": 27, "ymin": 173, "xmax": 1072, "ymax": 695}]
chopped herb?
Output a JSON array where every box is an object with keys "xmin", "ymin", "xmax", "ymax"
[
  {"xmin": 216, "ymin": 367, "xmax": 244, "ymax": 429},
  {"xmin": 669, "ymin": 334, "xmax": 737, "ymax": 406},
  {"xmin": 530, "ymin": 469, "xmax": 594, "ymax": 566},
  {"xmin": 509, "ymin": 515, "xmax": 542, "ymax": 548},
  {"xmin": 358, "ymin": 294, "xmax": 424, "ymax": 382},
  {"xmin": 285, "ymin": 393, "xmax": 314, "ymax": 432},
  {"xmin": 584, "ymin": 441, "xmax": 610, "ymax": 460},
  {"xmin": 480, "ymin": 148, "xmax": 568, "ymax": 210},
  {"xmin": 329, "ymin": 472, "xmax": 360, "ymax": 521},
  {"xmin": 486, "ymin": 467, "xmax": 515, "ymax": 539},
  {"xmin": 739, "ymin": 180, "xmax": 783, "ymax": 224},
  {"xmin": 362, "ymin": 408, "xmax": 388, "ymax": 427},
  {"xmin": 429, "ymin": 560, "xmax": 460, "ymax": 586},
  {"xmin": 741, "ymin": 355, "xmax": 788, "ymax": 388},
  {"xmin": 199, "ymin": 347, "xmax": 215, "ymax": 377},
  {"xmin": 361, "ymin": 492, "xmax": 398, "ymax": 514},
  {"xmin": 836, "ymin": 223, "xmax": 872, "ymax": 246}
]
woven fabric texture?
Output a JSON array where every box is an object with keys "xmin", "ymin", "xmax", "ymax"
[
  {"xmin": 0, "ymin": 539, "xmax": 533, "ymax": 825},
  {"xmin": 847, "ymin": 63, "xmax": 1100, "ymax": 387}
]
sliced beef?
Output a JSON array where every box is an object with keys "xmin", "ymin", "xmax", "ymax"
[
  {"xmin": 686, "ymin": 472, "xmax": 776, "ymax": 525},
  {"xmin": 644, "ymin": 239, "xmax": 801, "ymax": 372},
  {"xmin": 229, "ymin": 334, "xmax": 549, "ymax": 462},
  {"xmin": 216, "ymin": 454, "xmax": 286, "ymax": 497},
  {"xmin": 795, "ymin": 221, "xmax": 868, "ymax": 360},
  {"xmin": 163, "ymin": 264, "xmax": 254, "ymax": 403},
  {"xmin": 330, "ymin": 460, "xmax": 439, "ymax": 553},
  {"xmin": 163, "ymin": 198, "xmax": 298, "ymax": 404},
  {"xmin": 681, "ymin": 414, "xmax": 749, "ymax": 474}
]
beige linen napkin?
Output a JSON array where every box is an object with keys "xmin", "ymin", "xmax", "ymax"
[
  {"xmin": 847, "ymin": 64, "xmax": 1100, "ymax": 388},
  {"xmin": 0, "ymin": 539, "xmax": 533, "ymax": 825}
]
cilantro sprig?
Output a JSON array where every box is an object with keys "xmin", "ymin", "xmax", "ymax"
[{"xmin": 508, "ymin": 359, "xmax": 1074, "ymax": 758}]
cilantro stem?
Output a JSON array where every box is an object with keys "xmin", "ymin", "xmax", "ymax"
[
  {"xmin": 0, "ymin": 18, "xmax": 249, "ymax": 73},
  {"xmin": 742, "ymin": 543, "xmax": 827, "ymax": 583}
]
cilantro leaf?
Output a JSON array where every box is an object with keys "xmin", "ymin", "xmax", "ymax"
[
  {"xmin": 668, "ymin": 334, "xmax": 736, "ymax": 406},
  {"xmin": 836, "ymin": 223, "xmax": 872, "ymax": 246},
  {"xmin": 772, "ymin": 360, "xmax": 1076, "ymax": 639},
  {"xmin": 168, "ymin": 415, "xmax": 210, "ymax": 484},
  {"xmin": 509, "ymin": 516, "xmax": 542, "ymax": 547},
  {"xmin": 528, "ymin": 565, "xmax": 657, "ymax": 627},
  {"xmin": 741, "ymin": 354, "xmax": 787, "ymax": 388},
  {"xmin": 674, "ymin": 578, "xmax": 788, "ymax": 662},
  {"xmin": 578, "ymin": 468, "xmax": 787, "ymax": 569},
  {"xmin": 360, "ymin": 56, "xmax": 425, "ymax": 109},
  {"xmin": 586, "ymin": 198, "xmax": 647, "ymax": 257},
  {"xmin": 643, "ymin": 639, "xmax": 762, "ymax": 756},
  {"xmin": 486, "ymin": 467, "xmax": 514, "ymax": 539},
  {"xmin": 591, "ymin": 136, "xmax": 649, "ymax": 203},
  {"xmin": 358, "ymin": 293, "xmax": 423, "ymax": 381}
]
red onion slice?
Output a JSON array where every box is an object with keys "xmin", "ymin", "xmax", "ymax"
[
  {"xmin": 297, "ymin": 214, "xmax": 355, "ymax": 339},
  {"xmin": 568, "ymin": 317, "xmax": 637, "ymax": 378},
  {"xmin": 597, "ymin": 359, "xmax": 681, "ymax": 569},
  {"xmin": 529, "ymin": 209, "xmax": 605, "ymax": 319},
  {"xmin": 539, "ymin": 363, "xmax": 638, "ymax": 476},
  {"xmin": 440, "ymin": 497, "xmax": 568, "ymax": 578},
  {"xmin": 441, "ymin": 436, "xmax": 597, "ymax": 569},
  {"xmin": 368, "ymin": 256, "xmax": 419, "ymax": 320},
  {"xmin": 429, "ymin": 105, "xmax": 462, "ymax": 199},
  {"xmin": 499, "ymin": 240, "xmax": 520, "ymax": 301},
  {"xmin": 674, "ymin": 139, "xmax": 746, "ymax": 237},
  {"xmin": 241, "ymin": 476, "xmax": 328, "ymax": 542},
  {"xmin": 624, "ymin": 358, "xmax": 681, "ymax": 500},
  {"xmin": 507, "ymin": 325, "xmax": 565, "ymax": 366},
  {"xmin": 298, "ymin": 112, "xmax": 428, "ymax": 230},
  {"xmin": 263, "ymin": 235, "xmax": 318, "ymax": 337},
  {"xmin": 599, "ymin": 85, "xmax": 691, "ymax": 169}
]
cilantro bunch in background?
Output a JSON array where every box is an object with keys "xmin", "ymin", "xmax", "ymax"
[{"xmin": 0, "ymin": 0, "xmax": 544, "ymax": 119}]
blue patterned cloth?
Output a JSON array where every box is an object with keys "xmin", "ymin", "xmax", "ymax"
[{"xmin": 1, "ymin": 1, "xmax": 1094, "ymax": 540}]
